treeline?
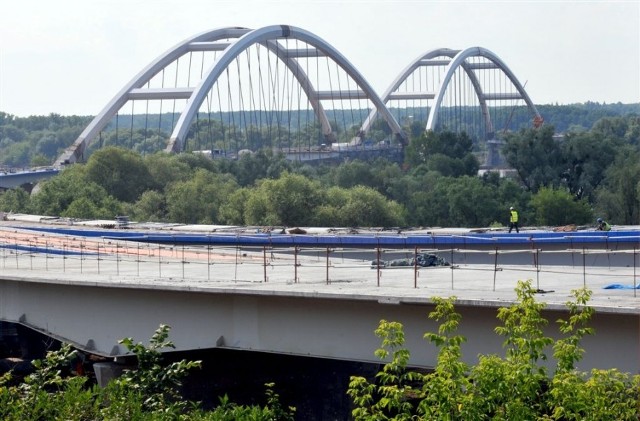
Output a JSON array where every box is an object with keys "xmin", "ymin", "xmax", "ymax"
[
  {"xmin": 0, "ymin": 112, "xmax": 639, "ymax": 229},
  {"xmin": 1, "ymin": 103, "xmax": 638, "ymax": 168}
]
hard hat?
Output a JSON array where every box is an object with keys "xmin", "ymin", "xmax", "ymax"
[
  {"xmin": 509, "ymin": 206, "xmax": 514, "ymax": 210},
  {"xmin": 597, "ymin": 218, "xmax": 603, "ymax": 223}
]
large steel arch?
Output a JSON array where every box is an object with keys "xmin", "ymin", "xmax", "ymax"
[
  {"xmin": 166, "ymin": 24, "xmax": 405, "ymax": 153},
  {"xmin": 426, "ymin": 47, "xmax": 542, "ymax": 135},
  {"xmin": 54, "ymin": 27, "xmax": 251, "ymax": 166}
]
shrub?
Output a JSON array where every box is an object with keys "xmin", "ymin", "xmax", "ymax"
[{"xmin": 349, "ymin": 280, "xmax": 640, "ymax": 420}]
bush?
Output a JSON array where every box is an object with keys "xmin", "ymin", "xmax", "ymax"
[
  {"xmin": 0, "ymin": 325, "xmax": 295, "ymax": 421},
  {"xmin": 349, "ymin": 280, "xmax": 640, "ymax": 420}
]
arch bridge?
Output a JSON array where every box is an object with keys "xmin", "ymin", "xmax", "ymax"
[{"xmin": 54, "ymin": 25, "xmax": 542, "ymax": 167}]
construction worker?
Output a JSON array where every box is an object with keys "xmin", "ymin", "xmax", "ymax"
[
  {"xmin": 508, "ymin": 206, "xmax": 519, "ymax": 233},
  {"xmin": 596, "ymin": 217, "xmax": 611, "ymax": 231}
]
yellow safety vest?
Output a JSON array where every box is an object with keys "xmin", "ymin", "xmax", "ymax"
[{"xmin": 510, "ymin": 210, "xmax": 519, "ymax": 223}]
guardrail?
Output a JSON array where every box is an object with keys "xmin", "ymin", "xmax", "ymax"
[{"xmin": 1, "ymin": 228, "xmax": 638, "ymax": 297}]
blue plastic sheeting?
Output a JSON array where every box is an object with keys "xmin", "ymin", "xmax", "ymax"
[
  {"xmin": 603, "ymin": 283, "xmax": 640, "ymax": 289},
  {"xmin": 0, "ymin": 244, "xmax": 94, "ymax": 256},
  {"xmin": 11, "ymin": 225, "xmax": 640, "ymax": 248}
]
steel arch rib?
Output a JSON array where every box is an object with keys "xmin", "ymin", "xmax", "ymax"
[
  {"xmin": 426, "ymin": 47, "xmax": 542, "ymax": 134},
  {"xmin": 54, "ymin": 27, "xmax": 251, "ymax": 166},
  {"xmin": 361, "ymin": 48, "xmax": 460, "ymax": 134},
  {"xmin": 361, "ymin": 47, "xmax": 492, "ymax": 137},
  {"xmin": 167, "ymin": 25, "xmax": 404, "ymax": 153},
  {"xmin": 165, "ymin": 30, "xmax": 331, "ymax": 152},
  {"xmin": 260, "ymin": 39, "xmax": 332, "ymax": 140}
]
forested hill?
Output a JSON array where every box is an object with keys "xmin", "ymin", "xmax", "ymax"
[
  {"xmin": 536, "ymin": 102, "xmax": 640, "ymax": 133},
  {"xmin": 0, "ymin": 103, "xmax": 638, "ymax": 168},
  {"xmin": 1, "ymin": 112, "xmax": 639, "ymax": 229}
]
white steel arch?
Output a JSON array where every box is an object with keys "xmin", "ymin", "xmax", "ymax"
[
  {"xmin": 426, "ymin": 46, "xmax": 542, "ymax": 135},
  {"xmin": 166, "ymin": 25, "xmax": 405, "ymax": 153},
  {"xmin": 54, "ymin": 24, "xmax": 407, "ymax": 164},
  {"xmin": 360, "ymin": 48, "xmax": 463, "ymax": 134},
  {"xmin": 362, "ymin": 46, "xmax": 542, "ymax": 141},
  {"xmin": 54, "ymin": 27, "xmax": 251, "ymax": 166},
  {"xmin": 54, "ymin": 30, "xmax": 543, "ymax": 166}
]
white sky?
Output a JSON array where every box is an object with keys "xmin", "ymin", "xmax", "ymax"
[{"xmin": 0, "ymin": 0, "xmax": 638, "ymax": 117}]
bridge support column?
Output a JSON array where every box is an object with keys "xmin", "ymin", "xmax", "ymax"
[{"xmin": 93, "ymin": 361, "xmax": 126, "ymax": 388}]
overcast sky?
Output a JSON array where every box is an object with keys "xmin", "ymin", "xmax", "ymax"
[{"xmin": 1, "ymin": 0, "xmax": 638, "ymax": 117}]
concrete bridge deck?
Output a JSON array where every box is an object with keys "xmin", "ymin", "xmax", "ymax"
[{"xmin": 1, "ymin": 224, "xmax": 639, "ymax": 374}]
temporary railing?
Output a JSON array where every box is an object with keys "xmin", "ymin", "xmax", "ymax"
[{"xmin": 1, "ymin": 228, "xmax": 639, "ymax": 298}]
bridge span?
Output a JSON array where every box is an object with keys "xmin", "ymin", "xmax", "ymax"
[
  {"xmin": 54, "ymin": 25, "xmax": 542, "ymax": 167},
  {"xmin": 1, "ymin": 222, "xmax": 639, "ymax": 374},
  {"xmin": 0, "ymin": 168, "xmax": 60, "ymax": 189}
]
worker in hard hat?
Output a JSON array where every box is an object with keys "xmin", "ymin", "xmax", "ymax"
[
  {"xmin": 508, "ymin": 206, "xmax": 519, "ymax": 233},
  {"xmin": 596, "ymin": 217, "xmax": 611, "ymax": 231}
]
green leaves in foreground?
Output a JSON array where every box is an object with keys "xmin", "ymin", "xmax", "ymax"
[
  {"xmin": 0, "ymin": 324, "xmax": 295, "ymax": 421},
  {"xmin": 349, "ymin": 280, "xmax": 640, "ymax": 420}
]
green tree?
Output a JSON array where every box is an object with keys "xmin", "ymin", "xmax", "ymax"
[
  {"xmin": 0, "ymin": 188, "xmax": 31, "ymax": 213},
  {"xmin": 312, "ymin": 186, "xmax": 350, "ymax": 226},
  {"xmin": 143, "ymin": 152, "xmax": 193, "ymax": 191},
  {"xmin": 341, "ymin": 185, "xmax": 406, "ymax": 227},
  {"xmin": 530, "ymin": 187, "xmax": 593, "ymax": 226},
  {"xmin": 560, "ymin": 130, "xmax": 619, "ymax": 200},
  {"xmin": 243, "ymin": 188, "xmax": 273, "ymax": 226},
  {"xmin": 503, "ymin": 125, "xmax": 564, "ymax": 193},
  {"xmin": 593, "ymin": 149, "xmax": 640, "ymax": 225},
  {"xmin": 249, "ymin": 172, "xmax": 323, "ymax": 226},
  {"xmin": 35, "ymin": 132, "xmax": 65, "ymax": 158},
  {"xmin": 405, "ymin": 130, "xmax": 479, "ymax": 177},
  {"xmin": 234, "ymin": 149, "xmax": 291, "ymax": 187},
  {"xmin": 131, "ymin": 190, "xmax": 167, "ymax": 222},
  {"xmin": 114, "ymin": 324, "xmax": 201, "ymax": 412},
  {"xmin": 85, "ymin": 147, "xmax": 154, "ymax": 203},
  {"xmin": 62, "ymin": 195, "xmax": 123, "ymax": 220},
  {"xmin": 350, "ymin": 280, "xmax": 640, "ymax": 420},
  {"xmin": 1, "ymin": 142, "xmax": 31, "ymax": 167},
  {"xmin": 165, "ymin": 169, "xmax": 238, "ymax": 224},
  {"xmin": 30, "ymin": 154, "xmax": 51, "ymax": 167},
  {"xmin": 348, "ymin": 320, "xmax": 423, "ymax": 420},
  {"xmin": 419, "ymin": 297, "xmax": 471, "ymax": 419},
  {"xmin": 30, "ymin": 165, "xmax": 122, "ymax": 218},
  {"xmin": 218, "ymin": 187, "xmax": 252, "ymax": 225},
  {"xmin": 330, "ymin": 160, "xmax": 379, "ymax": 189}
]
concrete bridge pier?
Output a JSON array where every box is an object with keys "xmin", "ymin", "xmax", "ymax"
[{"xmin": 93, "ymin": 361, "xmax": 127, "ymax": 388}]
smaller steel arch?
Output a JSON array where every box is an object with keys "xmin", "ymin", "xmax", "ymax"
[
  {"xmin": 360, "ymin": 48, "xmax": 460, "ymax": 134},
  {"xmin": 426, "ymin": 47, "xmax": 542, "ymax": 135},
  {"xmin": 166, "ymin": 25, "xmax": 405, "ymax": 153}
]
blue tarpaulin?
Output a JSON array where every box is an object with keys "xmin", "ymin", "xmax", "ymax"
[{"xmin": 603, "ymin": 283, "xmax": 640, "ymax": 289}]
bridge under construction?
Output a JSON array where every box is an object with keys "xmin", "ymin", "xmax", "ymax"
[
  {"xmin": 52, "ymin": 25, "xmax": 542, "ymax": 167},
  {"xmin": 1, "ymin": 214, "xmax": 638, "ymax": 377}
]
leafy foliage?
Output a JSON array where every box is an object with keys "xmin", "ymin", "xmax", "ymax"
[
  {"xmin": 503, "ymin": 125, "xmax": 565, "ymax": 193},
  {"xmin": 1, "ymin": 110, "xmax": 639, "ymax": 228},
  {"xmin": 115, "ymin": 324, "xmax": 202, "ymax": 412},
  {"xmin": 85, "ymin": 146, "xmax": 154, "ymax": 203},
  {"xmin": 0, "ymin": 325, "xmax": 295, "ymax": 421},
  {"xmin": 29, "ymin": 164, "xmax": 123, "ymax": 219},
  {"xmin": 530, "ymin": 187, "xmax": 593, "ymax": 226},
  {"xmin": 405, "ymin": 130, "xmax": 479, "ymax": 177},
  {"xmin": 348, "ymin": 280, "xmax": 640, "ymax": 420}
]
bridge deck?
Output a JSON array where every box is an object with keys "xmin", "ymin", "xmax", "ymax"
[{"xmin": 1, "ymin": 223, "xmax": 639, "ymax": 372}]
